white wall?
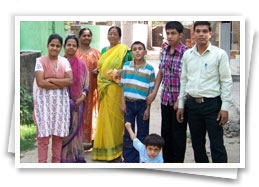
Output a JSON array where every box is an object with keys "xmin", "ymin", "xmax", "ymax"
[
  {"xmin": 99, "ymin": 25, "xmax": 110, "ymax": 51},
  {"xmin": 132, "ymin": 24, "xmax": 148, "ymax": 48}
]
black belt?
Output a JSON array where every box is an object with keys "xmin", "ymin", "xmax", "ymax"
[
  {"xmin": 187, "ymin": 94, "xmax": 220, "ymax": 104},
  {"xmin": 125, "ymin": 98, "xmax": 145, "ymax": 102}
]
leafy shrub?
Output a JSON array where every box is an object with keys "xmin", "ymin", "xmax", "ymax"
[
  {"xmin": 20, "ymin": 124, "xmax": 37, "ymax": 152},
  {"xmin": 20, "ymin": 84, "xmax": 34, "ymax": 125}
]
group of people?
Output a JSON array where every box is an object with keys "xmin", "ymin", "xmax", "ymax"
[
  {"xmin": 33, "ymin": 20, "xmax": 232, "ymax": 164},
  {"xmin": 33, "ymin": 28, "xmax": 99, "ymax": 163}
]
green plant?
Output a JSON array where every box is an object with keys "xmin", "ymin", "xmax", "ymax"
[
  {"xmin": 20, "ymin": 84, "xmax": 34, "ymax": 125},
  {"xmin": 20, "ymin": 124, "xmax": 37, "ymax": 152}
]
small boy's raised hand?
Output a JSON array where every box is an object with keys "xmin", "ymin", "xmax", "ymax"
[
  {"xmin": 125, "ymin": 122, "xmax": 132, "ymax": 129},
  {"xmin": 125, "ymin": 122, "xmax": 136, "ymax": 141}
]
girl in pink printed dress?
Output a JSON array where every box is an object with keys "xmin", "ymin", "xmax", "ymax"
[{"xmin": 34, "ymin": 33, "xmax": 73, "ymax": 163}]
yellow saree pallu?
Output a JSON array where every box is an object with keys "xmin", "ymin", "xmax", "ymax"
[{"xmin": 92, "ymin": 44, "xmax": 128, "ymax": 161}]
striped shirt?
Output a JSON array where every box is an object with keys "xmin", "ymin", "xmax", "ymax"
[
  {"xmin": 159, "ymin": 42, "xmax": 187, "ymax": 106},
  {"xmin": 120, "ymin": 60, "xmax": 155, "ymax": 101}
]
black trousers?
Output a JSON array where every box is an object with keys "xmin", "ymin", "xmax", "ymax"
[
  {"xmin": 161, "ymin": 104, "xmax": 187, "ymax": 163},
  {"xmin": 186, "ymin": 96, "xmax": 228, "ymax": 163}
]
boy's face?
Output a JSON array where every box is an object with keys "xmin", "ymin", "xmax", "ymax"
[
  {"xmin": 166, "ymin": 28, "xmax": 182, "ymax": 47},
  {"xmin": 131, "ymin": 44, "xmax": 147, "ymax": 61},
  {"xmin": 145, "ymin": 145, "xmax": 161, "ymax": 159}
]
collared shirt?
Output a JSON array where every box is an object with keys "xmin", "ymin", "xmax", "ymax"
[
  {"xmin": 159, "ymin": 42, "xmax": 187, "ymax": 106},
  {"xmin": 121, "ymin": 60, "xmax": 155, "ymax": 100},
  {"xmin": 178, "ymin": 43, "xmax": 232, "ymax": 111}
]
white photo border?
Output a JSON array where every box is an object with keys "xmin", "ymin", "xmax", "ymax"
[{"xmin": 15, "ymin": 16, "xmax": 245, "ymax": 169}]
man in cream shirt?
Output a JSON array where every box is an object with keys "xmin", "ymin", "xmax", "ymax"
[{"xmin": 177, "ymin": 21, "xmax": 232, "ymax": 163}]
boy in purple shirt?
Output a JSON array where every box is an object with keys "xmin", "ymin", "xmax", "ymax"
[{"xmin": 147, "ymin": 21, "xmax": 188, "ymax": 163}]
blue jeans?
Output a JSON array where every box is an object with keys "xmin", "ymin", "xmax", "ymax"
[{"xmin": 123, "ymin": 100, "xmax": 149, "ymax": 163}]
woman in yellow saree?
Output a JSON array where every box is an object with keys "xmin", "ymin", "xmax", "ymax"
[{"xmin": 92, "ymin": 26, "xmax": 133, "ymax": 161}]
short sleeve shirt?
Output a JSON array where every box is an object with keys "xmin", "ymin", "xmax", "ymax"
[
  {"xmin": 35, "ymin": 57, "xmax": 71, "ymax": 72},
  {"xmin": 133, "ymin": 138, "xmax": 163, "ymax": 163},
  {"xmin": 120, "ymin": 61, "xmax": 155, "ymax": 100}
]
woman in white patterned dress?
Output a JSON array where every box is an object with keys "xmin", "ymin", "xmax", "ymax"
[{"xmin": 34, "ymin": 34, "xmax": 73, "ymax": 163}]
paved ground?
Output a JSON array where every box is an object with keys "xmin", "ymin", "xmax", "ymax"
[{"xmin": 20, "ymin": 52, "xmax": 240, "ymax": 164}]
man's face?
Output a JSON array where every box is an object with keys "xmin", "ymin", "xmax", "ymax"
[
  {"xmin": 194, "ymin": 25, "xmax": 212, "ymax": 46},
  {"xmin": 166, "ymin": 28, "xmax": 182, "ymax": 47}
]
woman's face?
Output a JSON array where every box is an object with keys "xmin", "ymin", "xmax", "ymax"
[
  {"xmin": 47, "ymin": 39, "xmax": 62, "ymax": 57},
  {"xmin": 108, "ymin": 28, "xmax": 120, "ymax": 46},
  {"xmin": 79, "ymin": 29, "xmax": 92, "ymax": 46},
  {"xmin": 64, "ymin": 39, "xmax": 78, "ymax": 56}
]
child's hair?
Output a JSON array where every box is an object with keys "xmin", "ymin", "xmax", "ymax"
[
  {"xmin": 131, "ymin": 41, "xmax": 146, "ymax": 50},
  {"xmin": 193, "ymin": 21, "xmax": 211, "ymax": 31},
  {"xmin": 144, "ymin": 133, "xmax": 165, "ymax": 149},
  {"xmin": 165, "ymin": 21, "xmax": 184, "ymax": 33}
]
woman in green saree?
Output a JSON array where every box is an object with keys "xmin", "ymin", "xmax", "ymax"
[{"xmin": 92, "ymin": 26, "xmax": 132, "ymax": 161}]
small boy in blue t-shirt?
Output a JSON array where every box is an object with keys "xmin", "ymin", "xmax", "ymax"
[{"xmin": 124, "ymin": 122, "xmax": 165, "ymax": 163}]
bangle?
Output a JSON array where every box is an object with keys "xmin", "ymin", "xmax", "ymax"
[{"xmin": 81, "ymin": 92, "xmax": 86, "ymax": 97}]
